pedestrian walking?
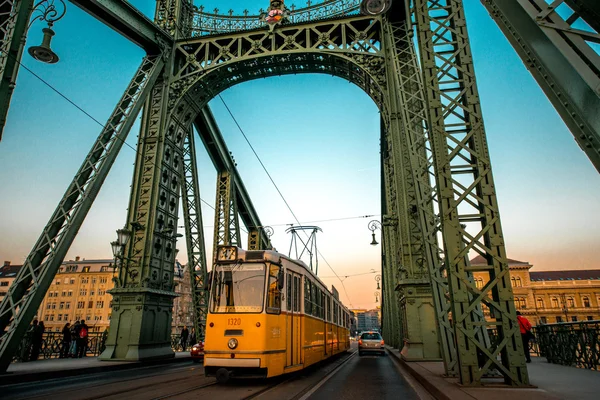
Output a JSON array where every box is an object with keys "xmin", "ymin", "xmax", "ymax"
[
  {"xmin": 69, "ymin": 320, "xmax": 80, "ymax": 357},
  {"xmin": 77, "ymin": 319, "xmax": 89, "ymax": 358},
  {"xmin": 189, "ymin": 328, "xmax": 196, "ymax": 348},
  {"xmin": 180, "ymin": 326, "xmax": 189, "ymax": 351},
  {"xmin": 60, "ymin": 322, "xmax": 71, "ymax": 358},
  {"xmin": 517, "ymin": 311, "xmax": 533, "ymax": 363},
  {"xmin": 29, "ymin": 319, "xmax": 45, "ymax": 361}
]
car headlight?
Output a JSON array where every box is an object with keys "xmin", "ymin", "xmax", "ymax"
[
  {"xmin": 227, "ymin": 338, "xmax": 238, "ymax": 350},
  {"xmin": 192, "ymin": 345, "xmax": 200, "ymax": 351}
]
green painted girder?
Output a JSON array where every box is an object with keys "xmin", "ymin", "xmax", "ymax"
[
  {"xmin": 180, "ymin": 127, "xmax": 209, "ymax": 339},
  {"xmin": 413, "ymin": 0, "xmax": 529, "ymax": 386},
  {"xmin": 194, "ymin": 109, "xmax": 270, "ymax": 249},
  {"xmin": 0, "ymin": 0, "xmax": 35, "ymax": 141},
  {"xmin": 481, "ymin": 0, "xmax": 600, "ymax": 173},
  {"xmin": 70, "ymin": 0, "xmax": 173, "ymax": 53},
  {"xmin": 0, "ymin": 55, "xmax": 164, "ymax": 371}
]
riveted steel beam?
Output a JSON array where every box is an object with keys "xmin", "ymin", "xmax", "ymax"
[
  {"xmin": 482, "ymin": 0, "xmax": 600, "ymax": 173},
  {"xmin": 69, "ymin": 0, "xmax": 173, "ymax": 53},
  {"xmin": 194, "ymin": 108, "xmax": 270, "ymax": 250}
]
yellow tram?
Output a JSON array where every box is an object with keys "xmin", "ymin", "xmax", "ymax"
[{"xmin": 204, "ymin": 246, "xmax": 351, "ymax": 382}]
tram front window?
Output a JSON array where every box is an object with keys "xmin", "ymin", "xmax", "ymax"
[{"xmin": 210, "ymin": 263, "xmax": 266, "ymax": 313}]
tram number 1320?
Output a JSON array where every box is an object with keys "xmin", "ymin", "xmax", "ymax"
[{"xmin": 228, "ymin": 318, "xmax": 242, "ymax": 326}]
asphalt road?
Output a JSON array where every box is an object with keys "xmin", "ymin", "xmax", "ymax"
[{"xmin": 304, "ymin": 352, "xmax": 420, "ymax": 400}]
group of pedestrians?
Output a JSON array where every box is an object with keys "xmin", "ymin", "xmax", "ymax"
[
  {"xmin": 60, "ymin": 320, "xmax": 90, "ymax": 358},
  {"xmin": 179, "ymin": 326, "xmax": 196, "ymax": 351}
]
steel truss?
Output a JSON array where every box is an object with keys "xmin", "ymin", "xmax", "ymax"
[
  {"xmin": 0, "ymin": 54, "xmax": 164, "ymax": 370},
  {"xmin": 212, "ymin": 171, "xmax": 241, "ymax": 261},
  {"xmin": 413, "ymin": 0, "xmax": 529, "ymax": 385},
  {"xmin": 0, "ymin": 0, "xmax": 33, "ymax": 141},
  {"xmin": 180, "ymin": 126, "xmax": 209, "ymax": 339},
  {"xmin": 481, "ymin": 0, "xmax": 600, "ymax": 173}
]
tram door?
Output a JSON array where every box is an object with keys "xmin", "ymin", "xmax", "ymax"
[{"xmin": 286, "ymin": 272, "xmax": 302, "ymax": 367}]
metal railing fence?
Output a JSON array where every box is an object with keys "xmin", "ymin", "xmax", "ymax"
[
  {"xmin": 534, "ymin": 320, "xmax": 600, "ymax": 370},
  {"xmin": 10, "ymin": 332, "xmax": 191, "ymax": 362}
]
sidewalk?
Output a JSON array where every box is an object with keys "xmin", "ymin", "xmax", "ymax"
[
  {"xmin": 0, "ymin": 351, "xmax": 192, "ymax": 385},
  {"xmin": 387, "ymin": 347, "xmax": 600, "ymax": 400}
]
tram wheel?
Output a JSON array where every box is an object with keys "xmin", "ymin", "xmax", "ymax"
[{"xmin": 216, "ymin": 368, "xmax": 231, "ymax": 384}]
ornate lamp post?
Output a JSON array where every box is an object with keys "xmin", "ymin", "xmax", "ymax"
[
  {"xmin": 368, "ymin": 220, "xmax": 382, "ymax": 246},
  {"xmin": 374, "ymin": 290, "xmax": 380, "ymax": 303},
  {"xmin": 375, "ymin": 274, "xmax": 381, "ymax": 290},
  {"xmin": 28, "ymin": 0, "xmax": 67, "ymax": 63},
  {"xmin": 110, "ymin": 228, "xmax": 131, "ymax": 285}
]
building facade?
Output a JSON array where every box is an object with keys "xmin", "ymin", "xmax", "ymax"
[
  {"xmin": 350, "ymin": 308, "xmax": 381, "ymax": 333},
  {"xmin": 0, "ymin": 261, "xmax": 22, "ymax": 301},
  {"xmin": 471, "ymin": 256, "xmax": 600, "ymax": 325},
  {"xmin": 1, "ymin": 257, "xmax": 194, "ymax": 334}
]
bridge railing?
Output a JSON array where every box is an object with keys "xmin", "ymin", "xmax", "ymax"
[
  {"xmin": 10, "ymin": 332, "xmax": 190, "ymax": 362},
  {"xmin": 191, "ymin": 0, "xmax": 362, "ymax": 37},
  {"xmin": 533, "ymin": 320, "xmax": 600, "ymax": 370}
]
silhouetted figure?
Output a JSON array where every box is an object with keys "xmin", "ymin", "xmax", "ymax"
[
  {"xmin": 60, "ymin": 322, "xmax": 71, "ymax": 358},
  {"xmin": 180, "ymin": 326, "xmax": 189, "ymax": 351},
  {"xmin": 70, "ymin": 320, "xmax": 80, "ymax": 357},
  {"xmin": 77, "ymin": 319, "xmax": 89, "ymax": 358},
  {"xmin": 29, "ymin": 319, "xmax": 45, "ymax": 361}
]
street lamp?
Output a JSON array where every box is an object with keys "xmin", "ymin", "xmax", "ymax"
[
  {"xmin": 368, "ymin": 220, "xmax": 382, "ymax": 246},
  {"xmin": 375, "ymin": 274, "xmax": 381, "ymax": 290},
  {"xmin": 28, "ymin": 0, "xmax": 67, "ymax": 64},
  {"xmin": 374, "ymin": 290, "xmax": 380, "ymax": 303}
]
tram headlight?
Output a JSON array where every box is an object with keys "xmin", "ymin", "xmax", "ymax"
[{"xmin": 227, "ymin": 338, "xmax": 238, "ymax": 350}]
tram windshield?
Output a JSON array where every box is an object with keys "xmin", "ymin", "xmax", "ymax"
[{"xmin": 210, "ymin": 263, "xmax": 266, "ymax": 313}]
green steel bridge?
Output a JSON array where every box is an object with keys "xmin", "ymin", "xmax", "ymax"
[{"xmin": 0, "ymin": 0, "xmax": 598, "ymax": 388}]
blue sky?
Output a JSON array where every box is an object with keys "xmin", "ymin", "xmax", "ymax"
[{"xmin": 0, "ymin": 1, "xmax": 598, "ymax": 308}]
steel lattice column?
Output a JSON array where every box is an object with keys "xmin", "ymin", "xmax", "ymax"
[
  {"xmin": 180, "ymin": 127, "xmax": 209, "ymax": 340},
  {"xmin": 100, "ymin": 74, "xmax": 194, "ymax": 360},
  {"xmin": 413, "ymin": 0, "xmax": 529, "ymax": 386},
  {"xmin": 384, "ymin": 18, "xmax": 456, "ymax": 370},
  {"xmin": 0, "ymin": 55, "xmax": 164, "ymax": 370},
  {"xmin": 212, "ymin": 171, "xmax": 241, "ymax": 261},
  {"xmin": 0, "ymin": 0, "xmax": 34, "ymax": 141},
  {"xmin": 381, "ymin": 21, "xmax": 441, "ymax": 361}
]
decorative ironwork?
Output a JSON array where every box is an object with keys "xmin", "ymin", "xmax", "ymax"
[
  {"xmin": 192, "ymin": 0, "xmax": 362, "ymax": 36},
  {"xmin": 12, "ymin": 331, "xmax": 108, "ymax": 362},
  {"xmin": 29, "ymin": 0, "xmax": 66, "ymax": 28},
  {"xmin": 535, "ymin": 321, "xmax": 600, "ymax": 370}
]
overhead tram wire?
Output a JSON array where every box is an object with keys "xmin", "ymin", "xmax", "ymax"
[
  {"xmin": 174, "ymin": 19, "xmax": 357, "ymax": 306},
  {"xmin": 9, "ymin": 54, "xmax": 219, "ymax": 213}
]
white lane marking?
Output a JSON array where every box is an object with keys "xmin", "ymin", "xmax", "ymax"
[{"xmin": 298, "ymin": 351, "xmax": 357, "ymax": 400}]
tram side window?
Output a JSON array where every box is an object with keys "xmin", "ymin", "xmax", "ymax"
[
  {"xmin": 304, "ymin": 279, "xmax": 312, "ymax": 315},
  {"xmin": 326, "ymin": 296, "xmax": 331, "ymax": 322},
  {"xmin": 286, "ymin": 273, "xmax": 292, "ymax": 311},
  {"xmin": 294, "ymin": 276, "xmax": 300, "ymax": 312},
  {"xmin": 333, "ymin": 302, "xmax": 338, "ymax": 325},
  {"xmin": 266, "ymin": 265, "xmax": 281, "ymax": 314}
]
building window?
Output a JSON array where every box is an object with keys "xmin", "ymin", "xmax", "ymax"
[
  {"xmin": 86, "ymin": 315, "xmax": 91, "ymax": 321},
  {"xmin": 94, "ymin": 316, "xmax": 102, "ymax": 321},
  {"xmin": 59, "ymin": 302, "xmax": 64, "ymax": 309},
  {"xmin": 556, "ymin": 316, "xmax": 563, "ymax": 323},
  {"xmin": 81, "ymin": 278, "xmax": 88, "ymax": 284},
  {"xmin": 44, "ymin": 315, "xmax": 49, "ymax": 321},
  {"xmin": 520, "ymin": 298, "xmax": 527, "ymax": 309},
  {"xmin": 70, "ymin": 278, "xmax": 75, "ymax": 284},
  {"xmin": 80, "ymin": 289, "xmax": 87, "ymax": 296},
  {"xmin": 68, "ymin": 290, "xmax": 73, "ymax": 297},
  {"xmin": 511, "ymin": 277, "xmax": 516, "ymax": 287},
  {"xmin": 58, "ymin": 314, "xmax": 63, "ymax": 321},
  {"xmin": 100, "ymin": 277, "xmax": 107, "ymax": 283},
  {"xmin": 61, "ymin": 291, "xmax": 66, "ymax": 297},
  {"xmin": 587, "ymin": 316, "xmax": 594, "ymax": 321},
  {"xmin": 90, "ymin": 290, "xmax": 95, "ymax": 296},
  {"xmin": 88, "ymin": 301, "xmax": 93, "ymax": 308},
  {"xmin": 540, "ymin": 316, "xmax": 547, "ymax": 324},
  {"xmin": 96, "ymin": 301, "xmax": 104, "ymax": 308},
  {"xmin": 583, "ymin": 297, "xmax": 590, "ymax": 308},
  {"xmin": 98, "ymin": 289, "xmax": 105, "ymax": 295},
  {"xmin": 83, "ymin": 267, "xmax": 90, "ymax": 273},
  {"xmin": 571, "ymin": 316, "xmax": 577, "ymax": 322},
  {"xmin": 55, "ymin": 279, "xmax": 60, "ymax": 285},
  {"xmin": 552, "ymin": 298, "xmax": 559, "ymax": 308},
  {"xmin": 537, "ymin": 298, "xmax": 544, "ymax": 309},
  {"xmin": 0, "ymin": 282, "xmax": 8, "ymax": 286},
  {"xmin": 64, "ymin": 278, "xmax": 69, "ymax": 284},
  {"xmin": 65, "ymin": 302, "xmax": 71, "ymax": 309},
  {"xmin": 77, "ymin": 301, "xmax": 85, "ymax": 309},
  {"xmin": 567, "ymin": 297, "xmax": 575, "ymax": 308},
  {"xmin": 51, "ymin": 303, "xmax": 56, "ymax": 309},
  {"xmin": 46, "ymin": 304, "xmax": 51, "ymax": 310},
  {"xmin": 49, "ymin": 315, "xmax": 54, "ymax": 321}
]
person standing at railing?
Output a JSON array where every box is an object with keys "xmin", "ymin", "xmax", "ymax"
[
  {"xmin": 69, "ymin": 320, "xmax": 80, "ymax": 357},
  {"xmin": 180, "ymin": 326, "xmax": 189, "ymax": 351},
  {"xmin": 517, "ymin": 311, "xmax": 533, "ymax": 363},
  {"xmin": 77, "ymin": 320, "xmax": 89, "ymax": 358},
  {"xmin": 60, "ymin": 322, "xmax": 72, "ymax": 358},
  {"xmin": 29, "ymin": 319, "xmax": 45, "ymax": 361}
]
